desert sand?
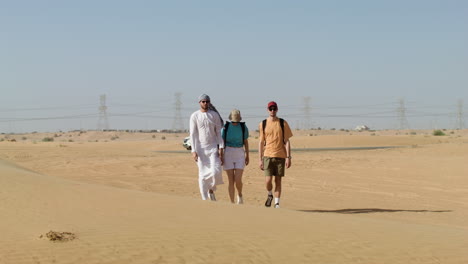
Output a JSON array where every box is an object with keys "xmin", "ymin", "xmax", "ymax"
[{"xmin": 1, "ymin": 129, "xmax": 467, "ymax": 264}]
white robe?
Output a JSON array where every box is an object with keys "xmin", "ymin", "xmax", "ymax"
[{"xmin": 189, "ymin": 110, "xmax": 224, "ymax": 200}]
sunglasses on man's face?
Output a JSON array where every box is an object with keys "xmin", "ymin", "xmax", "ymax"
[
  {"xmin": 268, "ymin": 107, "xmax": 277, "ymax": 111},
  {"xmin": 201, "ymin": 101, "xmax": 210, "ymax": 104}
]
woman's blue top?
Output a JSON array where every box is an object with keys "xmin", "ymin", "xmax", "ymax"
[{"xmin": 221, "ymin": 122, "xmax": 249, "ymax": 148}]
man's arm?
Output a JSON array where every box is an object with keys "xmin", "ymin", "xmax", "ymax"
[
  {"xmin": 215, "ymin": 114, "xmax": 224, "ymax": 165},
  {"xmin": 258, "ymin": 136, "xmax": 264, "ymax": 170},
  {"xmin": 215, "ymin": 114, "xmax": 224, "ymax": 149},
  {"xmin": 189, "ymin": 113, "xmax": 198, "ymax": 162},
  {"xmin": 285, "ymin": 140, "xmax": 292, "ymax": 168}
]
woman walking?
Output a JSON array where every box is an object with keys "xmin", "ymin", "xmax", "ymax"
[{"xmin": 221, "ymin": 109, "xmax": 249, "ymax": 204}]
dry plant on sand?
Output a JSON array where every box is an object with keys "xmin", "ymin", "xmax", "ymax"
[{"xmin": 41, "ymin": 231, "xmax": 76, "ymax": 242}]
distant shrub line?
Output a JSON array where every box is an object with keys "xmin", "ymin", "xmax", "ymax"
[{"xmin": 433, "ymin": 130, "xmax": 445, "ymax": 136}]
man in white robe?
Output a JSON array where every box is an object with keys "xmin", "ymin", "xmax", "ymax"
[{"xmin": 189, "ymin": 94, "xmax": 224, "ymax": 200}]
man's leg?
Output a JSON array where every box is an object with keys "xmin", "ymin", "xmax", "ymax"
[
  {"xmin": 274, "ymin": 176, "xmax": 282, "ymax": 208},
  {"xmin": 208, "ymin": 189, "xmax": 216, "ymax": 201},
  {"xmin": 274, "ymin": 176, "xmax": 282, "ymax": 198},
  {"xmin": 197, "ymin": 151, "xmax": 209, "ymax": 200},
  {"xmin": 207, "ymin": 147, "xmax": 222, "ymax": 201},
  {"xmin": 199, "ymin": 177, "xmax": 209, "ymax": 200},
  {"xmin": 265, "ymin": 176, "xmax": 274, "ymax": 207}
]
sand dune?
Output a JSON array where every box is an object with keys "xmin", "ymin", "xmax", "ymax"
[{"xmin": 1, "ymin": 130, "xmax": 467, "ymax": 263}]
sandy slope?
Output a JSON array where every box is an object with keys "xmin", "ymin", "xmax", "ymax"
[{"xmin": 1, "ymin": 130, "xmax": 467, "ymax": 263}]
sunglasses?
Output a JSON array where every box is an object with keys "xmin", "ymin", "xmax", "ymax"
[
  {"xmin": 268, "ymin": 107, "xmax": 277, "ymax": 111},
  {"xmin": 201, "ymin": 100, "xmax": 210, "ymax": 103}
]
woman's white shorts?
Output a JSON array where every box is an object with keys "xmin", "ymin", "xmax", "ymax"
[{"xmin": 223, "ymin": 147, "xmax": 246, "ymax": 170}]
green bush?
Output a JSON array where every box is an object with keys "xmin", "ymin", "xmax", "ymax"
[
  {"xmin": 433, "ymin": 130, "xmax": 445, "ymax": 136},
  {"xmin": 42, "ymin": 137, "xmax": 54, "ymax": 142}
]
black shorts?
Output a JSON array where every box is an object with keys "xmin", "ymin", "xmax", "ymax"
[{"xmin": 263, "ymin": 157, "xmax": 285, "ymax": 177}]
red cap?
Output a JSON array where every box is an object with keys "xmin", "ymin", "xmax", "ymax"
[{"xmin": 267, "ymin": 101, "xmax": 278, "ymax": 109}]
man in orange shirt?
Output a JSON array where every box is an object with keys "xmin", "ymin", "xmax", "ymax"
[{"xmin": 258, "ymin": 101, "xmax": 293, "ymax": 208}]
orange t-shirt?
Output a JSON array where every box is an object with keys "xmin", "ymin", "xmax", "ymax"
[{"xmin": 259, "ymin": 118, "xmax": 293, "ymax": 158}]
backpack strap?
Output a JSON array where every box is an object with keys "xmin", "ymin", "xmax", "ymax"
[
  {"xmin": 223, "ymin": 121, "xmax": 230, "ymax": 146},
  {"xmin": 279, "ymin": 118, "xmax": 285, "ymax": 144},
  {"xmin": 262, "ymin": 119, "xmax": 267, "ymax": 146},
  {"xmin": 240, "ymin": 122, "xmax": 246, "ymax": 146}
]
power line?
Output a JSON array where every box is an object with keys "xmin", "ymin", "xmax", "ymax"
[
  {"xmin": 2, "ymin": 97, "xmax": 467, "ymax": 131},
  {"xmin": 301, "ymin": 96, "xmax": 312, "ymax": 129},
  {"xmin": 0, "ymin": 104, "xmax": 96, "ymax": 112}
]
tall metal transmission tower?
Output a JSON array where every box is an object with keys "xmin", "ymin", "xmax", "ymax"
[
  {"xmin": 302, "ymin": 96, "xmax": 312, "ymax": 129},
  {"xmin": 457, "ymin": 99, "xmax": 464, "ymax": 129},
  {"xmin": 397, "ymin": 98, "xmax": 409, "ymax": 130},
  {"xmin": 172, "ymin": 92, "xmax": 184, "ymax": 131},
  {"xmin": 97, "ymin": 94, "xmax": 109, "ymax": 131}
]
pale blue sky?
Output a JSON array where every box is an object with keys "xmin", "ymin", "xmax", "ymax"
[{"xmin": 1, "ymin": 0, "xmax": 467, "ymax": 132}]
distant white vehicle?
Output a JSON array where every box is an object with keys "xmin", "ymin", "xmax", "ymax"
[
  {"xmin": 183, "ymin": 137, "xmax": 191, "ymax": 150},
  {"xmin": 355, "ymin": 125, "xmax": 370, "ymax": 131}
]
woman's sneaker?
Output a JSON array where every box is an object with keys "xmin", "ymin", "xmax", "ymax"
[
  {"xmin": 265, "ymin": 194, "xmax": 274, "ymax": 207},
  {"xmin": 237, "ymin": 196, "xmax": 243, "ymax": 204},
  {"xmin": 274, "ymin": 203, "xmax": 280, "ymax": 208}
]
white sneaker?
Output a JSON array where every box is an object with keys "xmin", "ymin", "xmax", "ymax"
[
  {"xmin": 237, "ymin": 196, "xmax": 243, "ymax": 204},
  {"xmin": 209, "ymin": 193, "xmax": 216, "ymax": 201},
  {"xmin": 274, "ymin": 203, "xmax": 280, "ymax": 208}
]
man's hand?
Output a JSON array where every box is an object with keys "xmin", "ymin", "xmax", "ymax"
[
  {"xmin": 259, "ymin": 158, "xmax": 264, "ymax": 170},
  {"xmin": 192, "ymin": 152, "xmax": 198, "ymax": 162},
  {"xmin": 219, "ymin": 149, "xmax": 224, "ymax": 166},
  {"xmin": 286, "ymin": 157, "xmax": 292, "ymax": 168}
]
